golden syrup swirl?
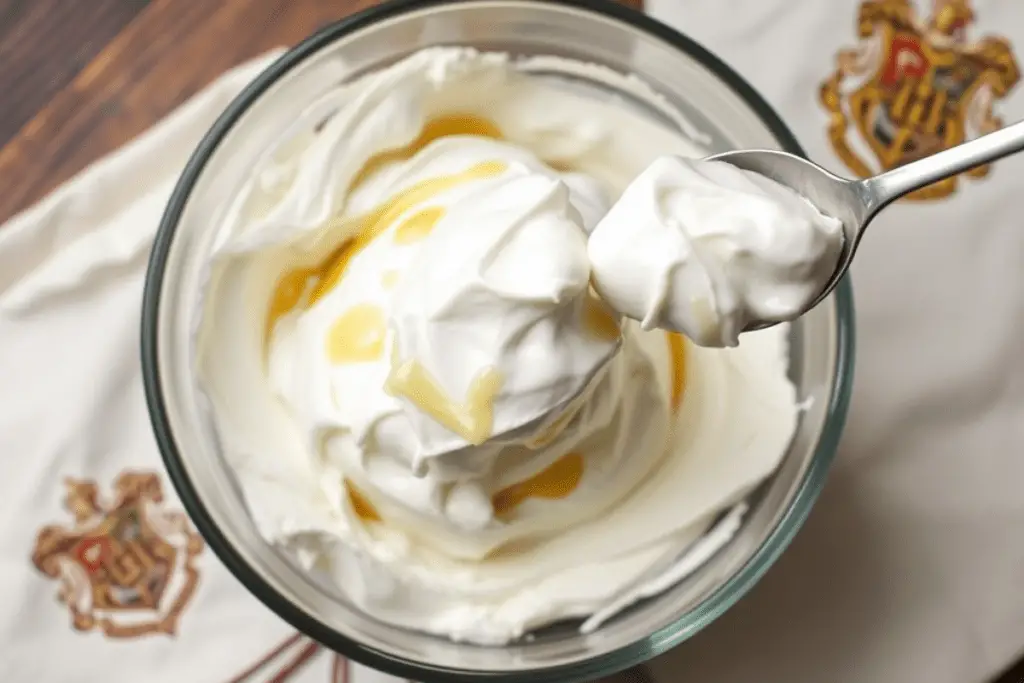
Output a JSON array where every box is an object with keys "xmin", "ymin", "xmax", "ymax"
[
  {"xmin": 326, "ymin": 304, "xmax": 387, "ymax": 364},
  {"xmin": 492, "ymin": 452, "xmax": 584, "ymax": 515},
  {"xmin": 668, "ymin": 332, "xmax": 687, "ymax": 412},
  {"xmin": 583, "ymin": 288, "xmax": 621, "ymax": 341},
  {"xmin": 264, "ymin": 242, "xmax": 350, "ymax": 340},
  {"xmin": 385, "ymin": 343, "xmax": 503, "ymax": 445},
  {"xmin": 393, "ymin": 206, "xmax": 446, "ymax": 245},
  {"xmin": 265, "ymin": 266, "xmax": 317, "ymax": 341},
  {"xmin": 351, "ymin": 114, "xmax": 503, "ymax": 190},
  {"xmin": 344, "ymin": 479, "xmax": 381, "ymax": 522}
]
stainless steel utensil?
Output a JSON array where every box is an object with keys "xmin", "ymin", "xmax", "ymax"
[{"xmin": 709, "ymin": 119, "xmax": 1024, "ymax": 332}]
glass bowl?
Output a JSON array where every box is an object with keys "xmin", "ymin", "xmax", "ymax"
[{"xmin": 141, "ymin": 0, "xmax": 856, "ymax": 681}]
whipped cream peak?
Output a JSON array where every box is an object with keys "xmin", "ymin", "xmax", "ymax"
[
  {"xmin": 267, "ymin": 132, "xmax": 620, "ymax": 478},
  {"xmin": 588, "ymin": 155, "xmax": 844, "ymax": 347},
  {"xmin": 389, "ymin": 166, "xmax": 614, "ymax": 463}
]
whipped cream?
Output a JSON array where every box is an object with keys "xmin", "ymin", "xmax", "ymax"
[
  {"xmin": 266, "ymin": 135, "xmax": 669, "ymax": 567},
  {"xmin": 197, "ymin": 47, "xmax": 800, "ymax": 644},
  {"xmin": 589, "ymin": 156, "xmax": 844, "ymax": 347}
]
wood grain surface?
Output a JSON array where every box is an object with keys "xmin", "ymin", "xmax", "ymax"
[
  {"xmin": 0, "ymin": 0, "xmax": 642, "ymax": 224},
  {"xmin": 0, "ymin": 2, "xmax": 1020, "ymax": 683}
]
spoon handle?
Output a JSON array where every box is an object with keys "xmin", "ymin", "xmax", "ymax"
[{"xmin": 865, "ymin": 119, "xmax": 1024, "ymax": 208}]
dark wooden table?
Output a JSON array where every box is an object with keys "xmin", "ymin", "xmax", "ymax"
[
  {"xmin": 0, "ymin": 0, "xmax": 634, "ymax": 224},
  {"xmin": 1, "ymin": 1, "xmax": 1020, "ymax": 682}
]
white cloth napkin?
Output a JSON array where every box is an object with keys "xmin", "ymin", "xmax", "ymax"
[
  {"xmin": 0, "ymin": 50, "xmax": 639, "ymax": 683},
  {"xmin": 644, "ymin": 1, "xmax": 1024, "ymax": 682},
  {"xmin": 9, "ymin": 3, "xmax": 1022, "ymax": 680}
]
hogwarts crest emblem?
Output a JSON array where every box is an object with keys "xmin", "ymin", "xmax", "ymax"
[
  {"xmin": 31, "ymin": 472, "xmax": 204, "ymax": 638},
  {"xmin": 820, "ymin": 0, "xmax": 1020, "ymax": 199}
]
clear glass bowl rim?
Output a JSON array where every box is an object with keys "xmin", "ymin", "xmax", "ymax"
[{"xmin": 140, "ymin": 0, "xmax": 856, "ymax": 679}]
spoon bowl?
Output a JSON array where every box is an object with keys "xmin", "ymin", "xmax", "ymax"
[
  {"xmin": 706, "ymin": 149, "xmax": 868, "ymax": 331},
  {"xmin": 710, "ymin": 119, "xmax": 1024, "ymax": 333}
]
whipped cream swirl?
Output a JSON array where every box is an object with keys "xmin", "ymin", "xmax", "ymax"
[{"xmin": 197, "ymin": 47, "xmax": 800, "ymax": 645}]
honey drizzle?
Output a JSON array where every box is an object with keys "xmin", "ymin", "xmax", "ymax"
[
  {"xmin": 583, "ymin": 288, "xmax": 621, "ymax": 341},
  {"xmin": 393, "ymin": 206, "xmax": 446, "ymax": 245},
  {"xmin": 351, "ymin": 114, "xmax": 503, "ymax": 190},
  {"xmin": 492, "ymin": 452, "xmax": 584, "ymax": 515},
  {"xmin": 385, "ymin": 345, "xmax": 504, "ymax": 446},
  {"xmin": 344, "ymin": 479, "xmax": 381, "ymax": 522},
  {"xmin": 326, "ymin": 304, "xmax": 387, "ymax": 364},
  {"xmin": 668, "ymin": 332, "xmax": 687, "ymax": 412},
  {"xmin": 264, "ymin": 266, "xmax": 318, "ymax": 341}
]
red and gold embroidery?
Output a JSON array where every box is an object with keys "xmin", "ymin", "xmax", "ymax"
[
  {"xmin": 31, "ymin": 471, "xmax": 204, "ymax": 638},
  {"xmin": 820, "ymin": 0, "xmax": 1019, "ymax": 200}
]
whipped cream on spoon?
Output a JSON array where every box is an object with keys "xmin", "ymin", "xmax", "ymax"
[{"xmin": 590, "ymin": 120, "xmax": 1024, "ymax": 347}]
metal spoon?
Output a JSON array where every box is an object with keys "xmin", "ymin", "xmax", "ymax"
[{"xmin": 708, "ymin": 119, "xmax": 1024, "ymax": 332}]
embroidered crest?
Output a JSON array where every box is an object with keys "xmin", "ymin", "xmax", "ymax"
[
  {"xmin": 31, "ymin": 472, "xmax": 204, "ymax": 638},
  {"xmin": 820, "ymin": 0, "xmax": 1019, "ymax": 199}
]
